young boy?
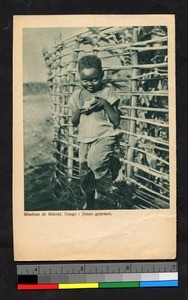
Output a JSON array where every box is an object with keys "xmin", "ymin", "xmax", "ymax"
[{"xmin": 69, "ymin": 55, "xmax": 120, "ymax": 209}]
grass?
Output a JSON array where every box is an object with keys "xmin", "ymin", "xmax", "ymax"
[{"xmin": 24, "ymin": 93, "xmax": 55, "ymax": 210}]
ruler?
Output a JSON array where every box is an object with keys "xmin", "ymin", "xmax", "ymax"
[{"xmin": 17, "ymin": 262, "xmax": 178, "ymax": 290}]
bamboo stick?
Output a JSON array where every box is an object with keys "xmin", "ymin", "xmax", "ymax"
[
  {"xmin": 121, "ymin": 158, "xmax": 169, "ymax": 180},
  {"xmin": 69, "ymin": 133, "xmax": 78, "ymax": 138},
  {"xmin": 103, "ymin": 62, "xmax": 168, "ymax": 71},
  {"xmin": 98, "ymin": 26, "xmax": 124, "ymax": 34},
  {"xmin": 51, "ymin": 64, "xmax": 167, "ymax": 78},
  {"xmin": 135, "ymin": 188, "xmax": 164, "ymax": 201},
  {"xmin": 59, "ymin": 73, "xmax": 68, "ymax": 174},
  {"xmin": 133, "ymin": 194, "xmax": 160, "ymax": 209},
  {"xmin": 55, "ymin": 167, "xmax": 80, "ymax": 181},
  {"xmin": 55, "ymin": 138, "xmax": 79, "ymax": 149},
  {"xmin": 56, "ymin": 113, "xmax": 69, "ymax": 118},
  {"xmin": 134, "ymin": 173, "xmax": 169, "ymax": 192},
  {"xmin": 52, "ymin": 101, "xmax": 63, "ymax": 107},
  {"xmin": 53, "ymin": 81, "xmax": 77, "ymax": 86},
  {"xmin": 58, "ymin": 124, "xmax": 72, "ymax": 127},
  {"xmin": 100, "ymin": 51, "xmax": 131, "ymax": 60},
  {"xmin": 133, "ymin": 36, "xmax": 167, "ymax": 46},
  {"xmin": 98, "ymin": 45, "xmax": 167, "ymax": 59},
  {"xmin": 118, "ymin": 91, "xmax": 168, "ymax": 96},
  {"xmin": 139, "ymin": 204, "xmax": 149, "ymax": 209},
  {"xmin": 134, "ymin": 76, "xmax": 167, "ymax": 82},
  {"xmin": 50, "ymin": 46, "xmax": 93, "ymax": 62},
  {"xmin": 133, "ymin": 75, "xmax": 168, "ymax": 81},
  {"xmin": 130, "ymin": 147, "xmax": 169, "ymax": 165},
  {"xmin": 54, "ymin": 150, "xmax": 79, "ymax": 162},
  {"xmin": 120, "ymin": 129, "xmax": 169, "ymax": 146},
  {"xmin": 48, "ymin": 44, "xmax": 64, "ymax": 55},
  {"xmin": 47, "ymin": 30, "xmax": 91, "ymax": 53},
  {"xmin": 133, "ymin": 193, "xmax": 169, "ymax": 209},
  {"xmin": 135, "ymin": 188, "xmax": 169, "ymax": 203},
  {"xmin": 121, "ymin": 115, "xmax": 169, "ymax": 127},
  {"xmin": 67, "ymin": 41, "xmax": 80, "ymax": 179},
  {"xmin": 127, "ymin": 27, "xmax": 139, "ymax": 178},
  {"xmin": 120, "ymin": 105, "xmax": 168, "ymax": 112},
  {"xmin": 133, "ymin": 204, "xmax": 142, "ymax": 209},
  {"xmin": 52, "ymin": 77, "xmax": 63, "ymax": 177},
  {"xmin": 88, "ymin": 36, "xmax": 167, "ymax": 52},
  {"xmin": 55, "ymin": 166, "xmax": 66, "ymax": 177},
  {"xmin": 56, "ymin": 160, "xmax": 79, "ymax": 172},
  {"xmin": 132, "ymin": 45, "xmax": 168, "ymax": 52},
  {"xmin": 49, "ymin": 41, "xmax": 74, "ymax": 55},
  {"xmin": 54, "ymin": 90, "xmax": 168, "ymax": 97},
  {"xmin": 118, "ymin": 90, "xmax": 168, "ymax": 97},
  {"xmin": 138, "ymin": 142, "xmax": 169, "ymax": 152},
  {"xmin": 58, "ymin": 162, "xmax": 79, "ymax": 174},
  {"xmin": 104, "ymin": 77, "xmax": 167, "ymax": 83},
  {"xmin": 128, "ymin": 178, "xmax": 169, "ymax": 200},
  {"xmin": 132, "ymin": 71, "xmax": 168, "ymax": 80},
  {"xmin": 52, "ymin": 39, "xmax": 167, "ymax": 57},
  {"xmin": 155, "ymin": 68, "xmax": 167, "ymax": 73}
]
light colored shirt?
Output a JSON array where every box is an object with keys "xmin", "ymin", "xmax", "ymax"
[{"xmin": 68, "ymin": 86, "xmax": 119, "ymax": 143}]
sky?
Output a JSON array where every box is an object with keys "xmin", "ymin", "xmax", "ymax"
[{"xmin": 23, "ymin": 27, "xmax": 86, "ymax": 83}]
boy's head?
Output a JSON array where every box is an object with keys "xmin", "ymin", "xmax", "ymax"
[{"xmin": 78, "ymin": 55, "xmax": 103, "ymax": 93}]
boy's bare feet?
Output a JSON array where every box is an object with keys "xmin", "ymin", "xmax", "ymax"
[{"xmin": 83, "ymin": 190, "xmax": 95, "ymax": 210}]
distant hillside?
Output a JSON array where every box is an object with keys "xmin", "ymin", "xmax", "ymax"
[{"xmin": 23, "ymin": 82, "xmax": 49, "ymax": 95}]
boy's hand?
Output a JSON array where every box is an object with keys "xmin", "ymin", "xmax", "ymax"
[
  {"xmin": 79, "ymin": 98, "xmax": 99, "ymax": 114},
  {"xmin": 77, "ymin": 106, "xmax": 93, "ymax": 115},
  {"xmin": 78, "ymin": 107, "xmax": 87, "ymax": 114},
  {"xmin": 90, "ymin": 97, "xmax": 107, "ymax": 110}
]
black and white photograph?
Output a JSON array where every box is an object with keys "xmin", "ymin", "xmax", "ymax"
[{"xmin": 24, "ymin": 25, "xmax": 170, "ymax": 211}]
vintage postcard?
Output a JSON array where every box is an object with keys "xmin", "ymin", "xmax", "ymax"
[{"xmin": 13, "ymin": 15, "xmax": 176, "ymax": 261}]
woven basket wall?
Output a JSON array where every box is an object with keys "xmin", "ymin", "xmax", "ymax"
[{"xmin": 43, "ymin": 26, "xmax": 169, "ymax": 209}]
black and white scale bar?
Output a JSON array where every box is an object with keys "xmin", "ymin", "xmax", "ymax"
[{"xmin": 17, "ymin": 262, "xmax": 178, "ymax": 276}]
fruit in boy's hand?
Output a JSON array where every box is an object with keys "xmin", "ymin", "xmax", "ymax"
[{"xmin": 83, "ymin": 97, "xmax": 96, "ymax": 110}]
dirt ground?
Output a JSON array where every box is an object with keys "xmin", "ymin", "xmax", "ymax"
[{"xmin": 24, "ymin": 93, "xmax": 58, "ymax": 211}]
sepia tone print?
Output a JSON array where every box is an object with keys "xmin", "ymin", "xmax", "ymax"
[{"xmin": 24, "ymin": 26, "xmax": 169, "ymax": 211}]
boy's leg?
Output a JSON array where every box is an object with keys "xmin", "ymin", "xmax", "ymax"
[
  {"xmin": 79, "ymin": 143, "xmax": 96, "ymax": 209},
  {"xmin": 110, "ymin": 155, "xmax": 122, "ymax": 181},
  {"xmin": 87, "ymin": 136, "xmax": 116, "ymax": 196},
  {"xmin": 83, "ymin": 190, "xmax": 96, "ymax": 210}
]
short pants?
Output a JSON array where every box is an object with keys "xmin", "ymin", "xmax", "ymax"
[{"xmin": 79, "ymin": 136, "xmax": 117, "ymax": 194}]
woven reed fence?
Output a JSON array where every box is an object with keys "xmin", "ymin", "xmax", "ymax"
[{"xmin": 43, "ymin": 26, "xmax": 169, "ymax": 209}]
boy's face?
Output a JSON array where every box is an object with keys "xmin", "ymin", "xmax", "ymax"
[{"xmin": 79, "ymin": 68, "xmax": 103, "ymax": 93}]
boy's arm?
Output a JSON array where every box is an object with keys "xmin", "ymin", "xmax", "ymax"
[
  {"xmin": 72, "ymin": 108, "xmax": 81, "ymax": 127},
  {"xmin": 91, "ymin": 97, "xmax": 120, "ymax": 127},
  {"xmin": 69, "ymin": 91, "xmax": 87, "ymax": 127},
  {"xmin": 104, "ymin": 101, "xmax": 120, "ymax": 127},
  {"xmin": 71, "ymin": 107, "xmax": 88, "ymax": 127}
]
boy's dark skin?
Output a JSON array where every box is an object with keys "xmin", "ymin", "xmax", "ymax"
[
  {"xmin": 72, "ymin": 66, "xmax": 120, "ymax": 209},
  {"xmin": 72, "ymin": 67, "xmax": 120, "ymax": 127}
]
